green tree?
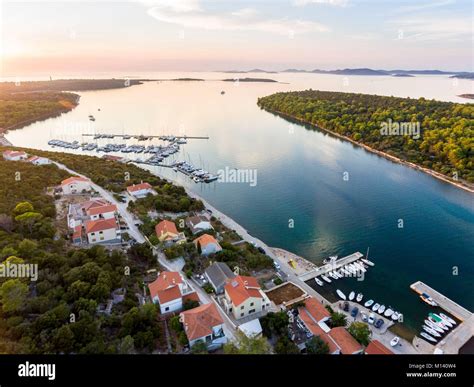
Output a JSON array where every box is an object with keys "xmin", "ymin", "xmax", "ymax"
[
  {"xmin": 330, "ymin": 312, "xmax": 347, "ymax": 328},
  {"xmin": 0, "ymin": 279, "xmax": 28, "ymax": 313},
  {"xmin": 191, "ymin": 341, "xmax": 208, "ymax": 354},
  {"xmin": 223, "ymin": 332, "xmax": 272, "ymax": 354},
  {"xmin": 118, "ymin": 335, "xmax": 136, "ymax": 354},
  {"xmin": 274, "ymin": 336, "xmax": 299, "ymax": 354},
  {"xmin": 306, "ymin": 335, "xmax": 330, "ymax": 354},
  {"xmin": 347, "ymin": 322, "xmax": 371, "ymax": 346}
]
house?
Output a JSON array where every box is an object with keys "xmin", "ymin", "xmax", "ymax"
[
  {"xmin": 67, "ymin": 199, "xmax": 117, "ymax": 228},
  {"xmin": 238, "ymin": 318, "xmax": 263, "ymax": 338},
  {"xmin": 179, "ymin": 303, "xmax": 226, "ymax": 349},
  {"xmin": 3, "ymin": 150, "xmax": 28, "ymax": 161},
  {"xmin": 72, "ymin": 225, "xmax": 83, "ymax": 244},
  {"xmin": 193, "ymin": 234, "xmax": 222, "ymax": 256},
  {"xmin": 204, "ymin": 262, "xmax": 235, "ymax": 294},
  {"xmin": 185, "ymin": 215, "xmax": 213, "ymax": 235},
  {"xmin": 155, "ymin": 220, "xmax": 186, "ymax": 245},
  {"xmin": 148, "ymin": 271, "xmax": 199, "ymax": 314},
  {"xmin": 365, "ymin": 339, "xmax": 394, "ymax": 355},
  {"xmin": 223, "ymin": 275, "xmax": 271, "ymax": 320},
  {"xmin": 298, "ymin": 297, "xmax": 331, "ymax": 329},
  {"xmin": 126, "ymin": 182, "xmax": 156, "ymax": 198},
  {"xmin": 84, "ymin": 218, "xmax": 120, "ymax": 244},
  {"xmin": 61, "ymin": 176, "xmax": 91, "ymax": 195},
  {"xmin": 26, "ymin": 156, "xmax": 51, "ymax": 165},
  {"xmin": 87, "ymin": 203, "xmax": 117, "ymax": 221},
  {"xmin": 327, "ymin": 327, "xmax": 364, "ymax": 355}
]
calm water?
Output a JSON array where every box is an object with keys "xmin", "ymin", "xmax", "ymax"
[{"xmin": 6, "ymin": 72, "xmax": 474, "ymax": 332}]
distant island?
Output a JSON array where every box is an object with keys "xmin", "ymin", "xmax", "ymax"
[
  {"xmin": 458, "ymin": 94, "xmax": 474, "ymax": 99},
  {"xmin": 451, "ymin": 73, "xmax": 474, "ymax": 80},
  {"xmin": 222, "ymin": 77, "xmax": 278, "ymax": 83},
  {"xmin": 392, "ymin": 73, "xmax": 414, "ymax": 77},
  {"xmin": 168, "ymin": 78, "xmax": 205, "ymax": 81},
  {"xmin": 220, "ymin": 69, "xmax": 278, "ymax": 74},
  {"xmin": 258, "ymin": 90, "xmax": 474, "ymax": 191}
]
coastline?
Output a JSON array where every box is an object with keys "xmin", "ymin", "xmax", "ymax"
[{"xmin": 261, "ymin": 108, "xmax": 474, "ymax": 194}]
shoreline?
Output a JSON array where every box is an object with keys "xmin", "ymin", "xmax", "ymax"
[{"xmin": 261, "ymin": 108, "xmax": 474, "ymax": 194}]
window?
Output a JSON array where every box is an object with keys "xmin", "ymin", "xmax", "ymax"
[
  {"xmin": 240, "ymin": 306, "xmax": 244, "ymax": 310},
  {"xmin": 249, "ymin": 309, "xmax": 255, "ymax": 314},
  {"xmin": 165, "ymin": 307, "xmax": 169, "ymax": 311},
  {"xmin": 250, "ymin": 302, "xmax": 254, "ymax": 307},
  {"xmin": 241, "ymin": 313, "xmax": 244, "ymax": 317}
]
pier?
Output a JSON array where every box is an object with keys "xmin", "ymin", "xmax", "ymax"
[
  {"xmin": 410, "ymin": 281, "xmax": 474, "ymax": 354},
  {"xmin": 81, "ymin": 133, "xmax": 209, "ymax": 140},
  {"xmin": 0, "ymin": 135, "xmax": 13, "ymax": 147},
  {"xmin": 298, "ymin": 252, "xmax": 364, "ymax": 282}
]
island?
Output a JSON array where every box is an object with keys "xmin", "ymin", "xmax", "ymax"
[
  {"xmin": 168, "ymin": 78, "xmax": 205, "ymax": 82},
  {"xmin": 222, "ymin": 77, "xmax": 278, "ymax": 83},
  {"xmin": 458, "ymin": 94, "xmax": 474, "ymax": 100},
  {"xmin": 392, "ymin": 74, "xmax": 414, "ymax": 77},
  {"xmin": 257, "ymin": 90, "xmax": 474, "ymax": 190}
]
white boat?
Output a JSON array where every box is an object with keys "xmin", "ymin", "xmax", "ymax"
[
  {"xmin": 378, "ymin": 305, "xmax": 386, "ymax": 314},
  {"xmin": 422, "ymin": 325, "xmax": 441, "ymax": 338},
  {"xmin": 439, "ymin": 313, "xmax": 456, "ymax": 326},
  {"xmin": 391, "ymin": 312, "xmax": 400, "ymax": 321},
  {"xmin": 344, "ymin": 265, "xmax": 355, "ymax": 274},
  {"xmin": 356, "ymin": 293, "xmax": 363, "ymax": 302},
  {"xmin": 433, "ymin": 313, "xmax": 453, "ymax": 328},
  {"xmin": 341, "ymin": 268, "xmax": 350, "ymax": 276},
  {"xmin": 384, "ymin": 308, "xmax": 394, "ymax": 317},
  {"xmin": 337, "ymin": 269, "xmax": 345, "ymax": 278},
  {"xmin": 336, "ymin": 289, "xmax": 347, "ymax": 300},
  {"xmin": 353, "ymin": 262, "xmax": 367, "ymax": 273},
  {"xmin": 428, "ymin": 316, "xmax": 449, "ymax": 331},
  {"xmin": 328, "ymin": 272, "xmax": 338, "ymax": 280},
  {"xmin": 361, "ymin": 258, "xmax": 375, "ymax": 267},
  {"xmin": 321, "ymin": 275, "xmax": 332, "ymax": 284},
  {"xmin": 425, "ymin": 320, "xmax": 444, "ymax": 334},
  {"xmin": 420, "ymin": 292, "xmax": 438, "ymax": 307},
  {"xmin": 364, "ymin": 299, "xmax": 374, "ymax": 308},
  {"xmin": 390, "ymin": 336, "xmax": 400, "ymax": 347},
  {"xmin": 420, "ymin": 332, "xmax": 437, "ymax": 343},
  {"xmin": 372, "ymin": 303, "xmax": 380, "ymax": 312},
  {"xmin": 315, "ymin": 278, "xmax": 324, "ymax": 287},
  {"xmin": 348, "ymin": 291, "xmax": 355, "ymax": 301}
]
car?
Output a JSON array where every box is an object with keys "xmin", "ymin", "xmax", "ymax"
[
  {"xmin": 257, "ymin": 246, "xmax": 266, "ymax": 255},
  {"xmin": 390, "ymin": 336, "xmax": 400, "ymax": 347},
  {"xmin": 361, "ymin": 312, "xmax": 368, "ymax": 322},
  {"xmin": 374, "ymin": 318, "xmax": 384, "ymax": 329},
  {"xmin": 350, "ymin": 307, "xmax": 359, "ymax": 318},
  {"xmin": 343, "ymin": 301, "xmax": 349, "ymax": 312},
  {"xmin": 273, "ymin": 261, "xmax": 281, "ymax": 270},
  {"xmin": 368, "ymin": 313, "xmax": 375, "ymax": 325}
]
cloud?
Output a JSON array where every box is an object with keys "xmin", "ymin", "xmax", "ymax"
[
  {"xmin": 146, "ymin": 1, "xmax": 328, "ymax": 35},
  {"xmin": 392, "ymin": 16, "xmax": 472, "ymax": 41},
  {"xmin": 393, "ymin": 0, "xmax": 454, "ymax": 14},
  {"xmin": 293, "ymin": 0, "xmax": 348, "ymax": 7}
]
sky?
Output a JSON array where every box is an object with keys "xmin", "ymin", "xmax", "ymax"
[{"xmin": 0, "ymin": 0, "xmax": 472, "ymax": 76}]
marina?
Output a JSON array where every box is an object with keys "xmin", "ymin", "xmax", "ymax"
[{"xmin": 298, "ymin": 252, "xmax": 364, "ymax": 282}]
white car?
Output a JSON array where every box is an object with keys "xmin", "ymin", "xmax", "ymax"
[
  {"xmin": 361, "ymin": 312, "xmax": 368, "ymax": 322},
  {"xmin": 390, "ymin": 336, "xmax": 400, "ymax": 347},
  {"xmin": 273, "ymin": 262, "xmax": 281, "ymax": 270},
  {"xmin": 368, "ymin": 313, "xmax": 375, "ymax": 325}
]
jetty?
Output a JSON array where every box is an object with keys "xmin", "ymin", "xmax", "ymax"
[
  {"xmin": 410, "ymin": 281, "xmax": 474, "ymax": 354},
  {"xmin": 298, "ymin": 252, "xmax": 364, "ymax": 282},
  {"xmin": 81, "ymin": 133, "xmax": 209, "ymax": 140}
]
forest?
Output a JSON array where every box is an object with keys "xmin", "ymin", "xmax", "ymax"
[
  {"xmin": 0, "ymin": 159, "xmax": 161, "ymax": 354},
  {"xmin": 257, "ymin": 90, "xmax": 474, "ymax": 183}
]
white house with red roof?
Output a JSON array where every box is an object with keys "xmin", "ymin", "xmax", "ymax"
[
  {"xmin": 84, "ymin": 218, "xmax": 120, "ymax": 244},
  {"xmin": 26, "ymin": 156, "xmax": 50, "ymax": 165},
  {"xmin": 179, "ymin": 303, "xmax": 227, "ymax": 349},
  {"xmin": 155, "ymin": 220, "xmax": 186, "ymax": 245},
  {"xmin": 148, "ymin": 271, "xmax": 199, "ymax": 314},
  {"xmin": 126, "ymin": 182, "xmax": 156, "ymax": 199},
  {"xmin": 61, "ymin": 176, "xmax": 92, "ymax": 195},
  {"xmin": 223, "ymin": 275, "xmax": 271, "ymax": 320},
  {"xmin": 193, "ymin": 233, "xmax": 222, "ymax": 256},
  {"xmin": 3, "ymin": 150, "xmax": 28, "ymax": 161}
]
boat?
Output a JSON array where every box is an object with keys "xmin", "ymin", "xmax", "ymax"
[
  {"xmin": 348, "ymin": 291, "xmax": 355, "ymax": 301},
  {"xmin": 372, "ymin": 303, "xmax": 380, "ymax": 312},
  {"xmin": 356, "ymin": 293, "xmax": 363, "ymax": 302},
  {"xmin": 328, "ymin": 272, "xmax": 339, "ymax": 280},
  {"xmin": 390, "ymin": 336, "xmax": 400, "ymax": 347},
  {"xmin": 193, "ymin": 177, "xmax": 201, "ymax": 183},
  {"xmin": 391, "ymin": 312, "xmax": 401, "ymax": 321},
  {"xmin": 315, "ymin": 278, "xmax": 324, "ymax": 287},
  {"xmin": 425, "ymin": 320, "xmax": 445, "ymax": 334},
  {"xmin": 430, "ymin": 313, "xmax": 453, "ymax": 328},
  {"xmin": 353, "ymin": 262, "xmax": 367, "ymax": 273},
  {"xmin": 439, "ymin": 313, "xmax": 456, "ymax": 326},
  {"xmin": 378, "ymin": 305, "xmax": 386, "ymax": 314},
  {"xmin": 384, "ymin": 308, "xmax": 394, "ymax": 317},
  {"xmin": 420, "ymin": 332, "xmax": 437, "ymax": 343},
  {"xmin": 336, "ymin": 289, "xmax": 346, "ymax": 300},
  {"xmin": 422, "ymin": 325, "xmax": 441, "ymax": 338},
  {"xmin": 361, "ymin": 258, "xmax": 375, "ymax": 267},
  {"xmin": 344, "ymin": 265, "xmax": 355, "ymax": 274},
  {"xmin": 433, "ymin": 313, "xmax": 454, "ymax": 328},
  {"xmin": 364, "ymin": 299, "xmax": 374, "ymax": 308},
  {"xmin": 321, "ymin": 275, "xmax": 332, "ymax": 284},
  {"xmin": 428, "ymin": 316, "xmax": 449, "ymax": 331},
  {"xmin": 420, "ymin": 292, "xmax": 438, "ymax": 307},
  {"xmin": 340, "ymin": 268, "xmax": 350, "ymax": 276}
]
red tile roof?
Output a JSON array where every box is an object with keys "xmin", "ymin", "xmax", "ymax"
[
  {"xmin": 299, "ymin": 297, "xmax": 330, "ymax": 322},
  {"xmin": 87, "ymin": 204, "xmax": 117, "ymax": 216},
  {"xmin": 224, "ymin": 275, "xmax": 262, "ymax": 306},
  {"xmin": 193, "ymin": 233, "xmax": 219, "ymax": 248},
  {"xmin": 156, "ymin": 286, "xmax": 182, "ymax": 305},
  {"xmin": 155, "ymin": 220, "xmax": 178, "ymax": 238},
  {"xmin": 365, "ymin": 340, "xmax": 394, "ymax": 355},
  {"xmin": 127, "ymin": 182, "xmax": 153, "ymax": 193},
  {"xmin": 328, "ymin": 327, "xmax": 363, "ymax": 354},
  {"xmin": 3, "ymin": 150, "xmax": 27, "ymax": 158},
  {"xmin": 148, "ymin": 271, "xmax": 183, "ymax": 299},
  {"xmin": 85, "ymin": 218, "xmax": 118, "ymax": 233},
  {"xmin": 61, "ymin": 176, "xmax": 90, "ymax": 186},
  {"xmin": 181, "ymin": 303, "xmax": 223, "ymax": 341}
]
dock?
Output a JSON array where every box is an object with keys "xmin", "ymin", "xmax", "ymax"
[
  {"xmin": 298, "ymin": 252, "xmax": 364, "ymax": 282},
  {"xmin": 0, "ymin": 135, "xmax": 13, "ymax": 147},
  {"xmin": 410, "ymin": 281, "xmax": 474, "ymax": 354},
  {"xmin": 81, "ymin": 133, "xmax": 209, "ymax": 140}
]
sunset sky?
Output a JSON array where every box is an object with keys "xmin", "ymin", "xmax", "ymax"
[{"xmin": 1, "ymin": 0, "xmax": 472, "ymax": 76}]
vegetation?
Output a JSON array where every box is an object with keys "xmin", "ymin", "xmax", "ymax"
[
  {"xmin": 223, "ymin": 331, "xmax": 272, "ymax": 354},
  {"xmin": 329, "ymin": 312, "xmax": 347, "ymax": 328},
  {"xmin": 258, "ymin": 90, "xmax": 474, "ymax": 183},
  {"xmin": 347, "ymin": 322, "xmax": 371, "ymax": 346},
  {"xmin": 305, "ymin": 336, "xmax": 330, "ymax": 354},
  {"xmin": 261, "ymin": 312, "xmax": 299, "ymax": 354}
]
